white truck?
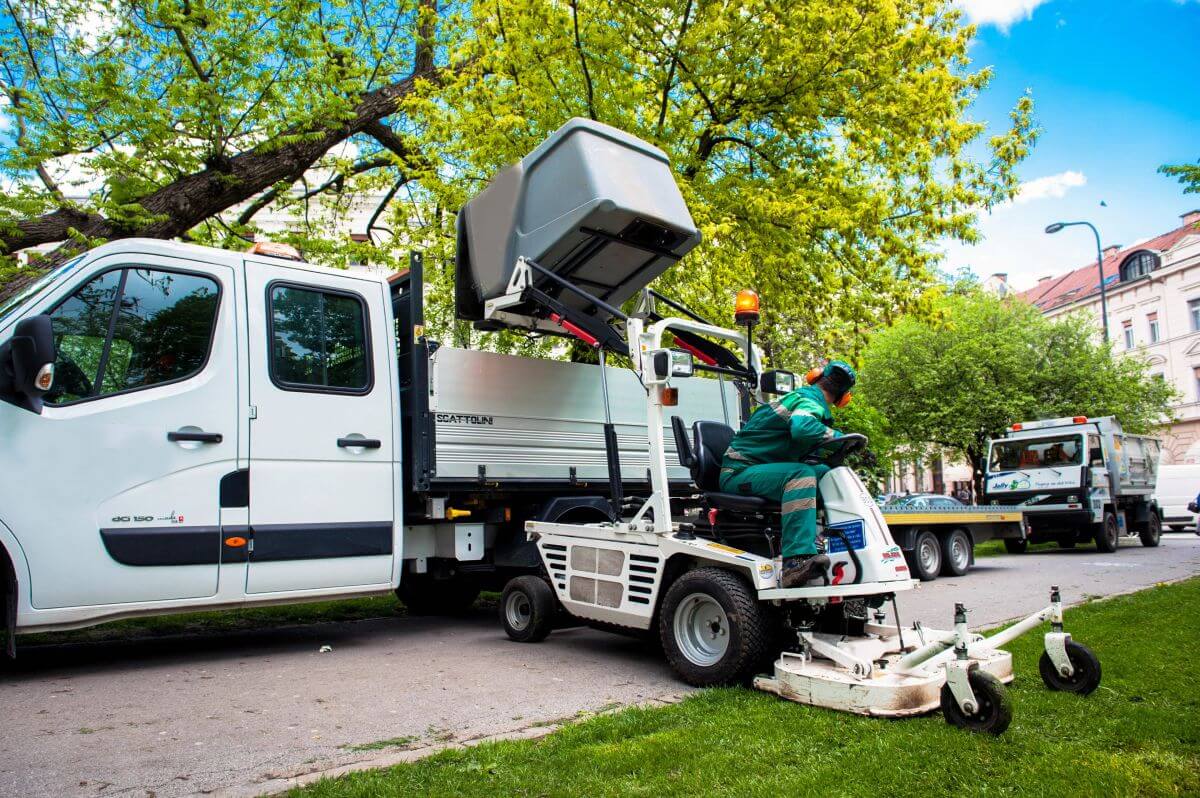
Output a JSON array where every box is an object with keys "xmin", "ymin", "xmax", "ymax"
[
  {"xmin": 0, "ymin": 119, "xmax": 752, "ymax": 653},
  {"xmin": 982, "ymin": 416, "xmax": 1163, "ymax": 552}
]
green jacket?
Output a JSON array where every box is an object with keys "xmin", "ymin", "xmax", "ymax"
[{"xmin": 722, "ymin": 384, "xmax": 841, "ymax": 468}]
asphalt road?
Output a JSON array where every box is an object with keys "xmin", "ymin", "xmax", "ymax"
[{"xmin": 3, "ymin": 534, "xmax": 1199, "ymax": 798}]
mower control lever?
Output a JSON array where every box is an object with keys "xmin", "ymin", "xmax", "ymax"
[{"xmin": 804, "ymin": 433, "xmax": 868, "ymax": 469}]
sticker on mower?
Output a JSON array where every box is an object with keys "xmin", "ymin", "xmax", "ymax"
[{"xmin": 823, "ymin": 520, "xmax": 866, "ymax": 552}]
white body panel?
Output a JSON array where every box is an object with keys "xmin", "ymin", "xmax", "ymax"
[
  {"xmin": 429, "ymin": 346, "xmax": 735, "ymax": 484},
  {"xmin": 243, "ymin": 262, "xmax": 397, "ymax": 594},
  {"xmin": 1153, "ymin": 463, "xmax": 1200, "ymax": 526},
  {"xmin": 0, "ymin": 249, "xmax": 240, "ymax": 614}
]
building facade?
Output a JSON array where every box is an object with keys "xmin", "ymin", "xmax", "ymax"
[{"xmin": 1019, "ymin": 210, "xmax": 1200, "ymax": 464}]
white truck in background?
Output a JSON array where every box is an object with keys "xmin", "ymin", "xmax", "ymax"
[
  {"xmin": 1153, "ymin": 463, "xmax": 1200, "ymax": 533},
  {"xmin": 982, "ymin": 416, "xmax": 1163, "ymax": 552}
]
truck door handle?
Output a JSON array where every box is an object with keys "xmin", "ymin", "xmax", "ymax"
[
  {"xmin": 338, "ymin": 437, "xmax": 381, "ymax": 449},
  {"xmin": 168, "ymin": 430, "xmax": 223, "ymax": 444}
]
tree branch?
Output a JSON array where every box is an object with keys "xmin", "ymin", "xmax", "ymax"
[
  {"xmin": 2, "ymin": 57, "xmax": 456, "ymax": 258},
  {"xmin": 570, "ymin": 0, "xmax": 596, "ymax": 120}
]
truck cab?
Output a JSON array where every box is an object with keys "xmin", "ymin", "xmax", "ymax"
[{"xmin": 982, "ymin": 416, "xmax": 1162, "ymax": 551}]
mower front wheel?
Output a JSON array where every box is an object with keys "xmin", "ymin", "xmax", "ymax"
[
  {"xmin": 659, "ymin": 567, "xmax": 770, "ymax": 687},
  {"xmin": 1039, "ymin": 640, "xmax": 1101, "ymax": 695},
  {"xmin": 940, "ymin": 670, "xmax": 1012, "ymax": 735}
]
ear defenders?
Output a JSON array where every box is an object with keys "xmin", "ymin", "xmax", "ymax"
[{"xmin": 807, "ymin": 362, "xmax": 854, "ymax": 407}]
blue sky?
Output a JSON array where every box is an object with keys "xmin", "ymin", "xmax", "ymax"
[{"xmin": 941, "ymin": 0, "xmax": 1200, "ymax": 290}]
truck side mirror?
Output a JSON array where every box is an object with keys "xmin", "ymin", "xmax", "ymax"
[{"xmin": 0, "ymin": 314, "xmax": 56, "ymax": 414}]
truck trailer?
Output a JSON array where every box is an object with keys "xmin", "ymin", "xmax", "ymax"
[{"xmin": 981, "ymin": 416, "xmax": 1163, "ymax": 552}]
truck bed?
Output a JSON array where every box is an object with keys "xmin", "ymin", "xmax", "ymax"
[{"xmin": 427, "ymin": 346, "xmax": 737, "ymax": 486}]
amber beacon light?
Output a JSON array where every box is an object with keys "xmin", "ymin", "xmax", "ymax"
[{"xmin": 734, "ymin": 289, "xmax": 760, "ymax": 325}]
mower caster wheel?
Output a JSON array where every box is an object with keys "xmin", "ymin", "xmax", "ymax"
[
  {"xmin": 500, "ymin": 576, "xmax": 556, "ymax": 643},
  {"xmin": 1039, "ymin": 640, "xmax": 1101, "ymax": 695},
  {"xmin": 940, "ymin": 670, "xmax": 1012, "ymax": 735}
]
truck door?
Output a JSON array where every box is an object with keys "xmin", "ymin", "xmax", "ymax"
[
  {"xmin": 244, "ymin": 264, "xmax": 396, "ymax": 594},
  {"xmin": 1, "ymin": 254, "xmax": 237, "ymax": 609}
]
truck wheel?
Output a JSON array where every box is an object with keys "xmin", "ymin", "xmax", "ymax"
[
  {"xmin": 659, "ymin": 567, "xmax": 769, "ymax": 687},
  {"xmin": 1094, "ymin": 512, "xmax": 1119, "ymax": 553},
  {"xmin": 939, "ymin": 529, "xmax": 971, "ymax": 577},
  {"xmin": 499, "ymin": 576, "xmax": 556, "ymax": 643},
  {"xmin": 1139, "ymin": 512, "xmax": 1161, "ymax": 548},
  {"xmin": 396, "ymin": 576, "xmax": 480, "ymax": 616},
  {"xmin": 907, "ymin": 531, "xmax": 941, "ymax": 582},
  {"xmin": 1003, "ymin": 538, "xmax": 1028, "ymax": 554}
]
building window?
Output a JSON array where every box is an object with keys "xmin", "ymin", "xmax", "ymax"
[
  {"xmin": 1195, "ymin": 367, "xmax": 1200, "ymax": 402},
  {"xmin": 1123, "ymin": 320, "xmax": 1134, "ymax": 350},
  {"xmin": 1148, "ymin": 312, "xmax": 1160, "ymax": 343},
  {"xmin": 1191, "ymin": 298, "xmax": 1200, "ymax": 332},
  {"xmin": 1119, "ymin": 251, "xmax": 1160, "ymax": 282}
]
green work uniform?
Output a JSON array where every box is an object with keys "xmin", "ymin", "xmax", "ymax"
[{"xmin": 718, "ymin": 384, "xmax": 841, "ymax": 557}]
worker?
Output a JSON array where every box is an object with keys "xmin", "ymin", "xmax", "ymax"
[{"xmin": 719, "ymin": 360, "xmax": 857, "ymax": 588}]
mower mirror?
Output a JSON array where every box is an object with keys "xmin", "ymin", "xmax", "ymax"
[
  {"xmin": 759, "ymin": 369, "xmax": 795, "ymax": 394},
  {"xmin": 651, "ymin": 348, "xmax": 694, "ymax": 380},
  {"xmin": 0, "ymin": 314, "xmax": 57, "ymax": 414}
]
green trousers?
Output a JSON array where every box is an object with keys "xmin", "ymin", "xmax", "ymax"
[{"xmin": 719, "ymin": 462, "xmax": 831, "ymax": 557}]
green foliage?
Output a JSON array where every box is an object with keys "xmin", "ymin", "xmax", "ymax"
[
  {"xmin": 2, "ymin": 1, "xmax": 1035, "ymax": 362},
  {"xmin": 857, "ymin": 290, "xmax": 1178, "ymax": 487},
  {"xmin": 1159, "ymin": 159, "xmax": 1200, "ymax": 197},
  {"xmin": 291, "ymin": 578, "xmax": 1200, "ymax": 798}
]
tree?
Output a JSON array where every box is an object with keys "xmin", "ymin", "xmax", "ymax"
[
  {"xmin": 1160, "ymin": 159, "xmax": 1200, "ymax": 197},
  {"xmin": 857, "ymin": 291, "xmax": 1178, "ymax": 493},
  {"xmin": 2, "ymin": 1, "xmax": 1035, "ymax": 364}
]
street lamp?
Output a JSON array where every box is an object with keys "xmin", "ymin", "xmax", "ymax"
[{"xmin": 1045, "ymin": 220, "xmax": 1110, "ymax": 344}]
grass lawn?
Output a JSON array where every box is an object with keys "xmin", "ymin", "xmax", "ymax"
[
  {"xmin": 974, "ymin": 538, "xmax": 1068, "ymax": 558},
  {"xmin": 292, "ymin": 577, "xmax": 1200, "ymax": 798}
]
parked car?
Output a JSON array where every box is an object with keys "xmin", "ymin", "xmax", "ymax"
[{"xmin": 887, "ymin": 493, "xmax": 965, "ymax": 509}]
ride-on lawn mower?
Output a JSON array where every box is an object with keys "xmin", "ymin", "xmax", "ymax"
[{"xmin": 467, "ymin": 118, "xmax": 1101, "ymax": 734}]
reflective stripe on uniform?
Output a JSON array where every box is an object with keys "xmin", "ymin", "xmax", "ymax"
[
  {"xmin": 784, "ymin": 477, "xmax": 817, "ymax": 491},
  {"xmin": 782, "ymin": 497, "xmax": 817, "ymax": 514}
]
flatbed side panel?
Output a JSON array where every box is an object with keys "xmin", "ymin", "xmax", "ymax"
[{"xmin": 429, "ymin": 347, "xmax": 737, "ymax": 482}]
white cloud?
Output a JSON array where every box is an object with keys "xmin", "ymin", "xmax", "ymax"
[
  {"xmin": 1010, "ymin": 170, "xmax": 1087, "ymax": 205},
  {"xmin": 955, "ymin": 0, "xmax": 1052, "ymax": 31}
]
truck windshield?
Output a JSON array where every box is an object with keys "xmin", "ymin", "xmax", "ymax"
[
  {"xmin": 0, "ymin": 257, "xmax": 84, "ymax": 326},
  {"xmin": 989, "ymin": 435, "xmax": 1084, "ymax": 471}
]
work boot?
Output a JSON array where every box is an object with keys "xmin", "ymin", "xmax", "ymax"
[{"xmin": 781, "ymin": 554, "xmax": 830, "ymax": 588}]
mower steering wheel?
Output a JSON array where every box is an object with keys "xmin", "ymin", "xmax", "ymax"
[{"xmin": 804, "ymin": 433, "xmax": 868, "ymax": 469}]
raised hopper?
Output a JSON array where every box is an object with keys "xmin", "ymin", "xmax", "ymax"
[{"xmin": 455, "ymin": 118, "xmax": 701, "ymax": 327}]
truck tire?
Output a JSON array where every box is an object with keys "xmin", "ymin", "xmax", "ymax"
[
  {"xmin": 396, "ymin": 575, "xmax": 480, "ymax": 616},
  {"xmin": 499, "ymin": 576, "xmax": 556, "ymax": 643},
  {"xmin": 939, "ymin": 529, "xmax": 972, "ymax": 577},
  {"xmin": 1139, "ymin": 511, "xmax": 1161, "ymax": 548},
  {"xmin": 1094, "ymin": 511, "xmax": 1120, "ymax": 553},
  {"xmin": 907, "ymin": 531, "xmax": 941, "ymax": 582},
  {"xmin": 659, "ymin": 567, "xmax": 769, "ymax": 687},
  {"xmin": 1003, "ymin": 538, "xmax": 1028, "ymax": 554}
]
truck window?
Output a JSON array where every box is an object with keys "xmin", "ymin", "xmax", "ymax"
[
  {"xmin": 269, "ymin": 284, "xmax": 371, "ymax": 393},
  {"xmin": 1088, "ymin": 434, "xmax": 1103, "ymax": 467},
  {"xmin": 988, "ymin": 435, "xmax": 1083, "ymax": 470},
  {"xmin": 45, "ymin": 267, "xmax": 220, "ymax": 404}
]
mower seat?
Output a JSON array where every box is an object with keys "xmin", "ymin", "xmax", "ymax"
[{"xmin": 671, "ymin": 416, "xmax": 776, "ymax": 513}]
